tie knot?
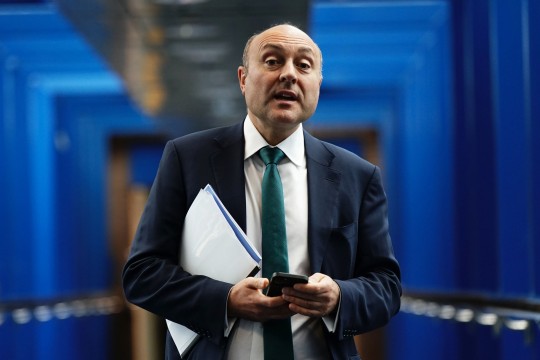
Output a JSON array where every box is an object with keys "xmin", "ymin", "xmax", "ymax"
[{"xmin": 259, "ymin": 146, "xmax": 285, "ymax": 166}]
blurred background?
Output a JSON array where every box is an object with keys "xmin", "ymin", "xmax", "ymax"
[{"xmin": 1, "ymin": 0, "xmax": 539, "ymax": 359}]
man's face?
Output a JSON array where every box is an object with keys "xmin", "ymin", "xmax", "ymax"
[{"xmin": 238, "ymin": 25, "xmax": 322, "ymax": 143}]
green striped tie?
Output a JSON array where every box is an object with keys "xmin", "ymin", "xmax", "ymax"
[{"xmin": 259, "ymin": 146, "xmax": 294, "ymax": 360}]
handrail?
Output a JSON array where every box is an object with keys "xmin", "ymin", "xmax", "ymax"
[
  {"xmin": 401, "ymin": 290, "xmax": 540, "ymax": 333},
  {"xmin": 0, "ymin": 293, "xmax": 124, "ymax": 325}
]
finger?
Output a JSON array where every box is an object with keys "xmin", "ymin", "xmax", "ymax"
[
  {"xmin": 288, "ymin": 282, "xmax": 329, "ymax": 298},
  {"xmin": 260, "ymin": 297, "xmax": 296, "ymax": 319},
  {"xmin": 283, "ymin": 292, "xmax": 323, "ymax": 310},
  {"xmin": 243, "ymin": 277, "xmax": 269, "ymax": 290},
  {"xmin": 308, "ymin": 272, "xmax": 326, "ymax": 283},
  {"xmin": 292, "ymin": 274, "xmax": 329, "ymax": 293},
  {"xmin": 282, "ymin": 288, "xmax": 336, "ymax": 317},
  {"xmin": 282, "ymin": 288, "xmax": 319, "ymax": 302},
  {"xmin": 257, "ymin": 277, "xmax": 270, "ymax": 289},
  {"xmin": 287, "ymin": 300, "xmax": 326, "ymax": 317}
]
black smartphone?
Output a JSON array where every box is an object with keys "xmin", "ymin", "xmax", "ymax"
[{"xmin": 265, "ymin": 272, "xmax": 309, "ymax": 297}]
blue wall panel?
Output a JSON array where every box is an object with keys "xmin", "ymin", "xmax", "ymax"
[
  {"xmin": 453, "ymin": 0, "xmax": 500, "ymax": 294},
  {"xmin": 0, "ymin": 4, "xmax": 157, "ymax": 359},
  {"xmin": 2, "ymin": 55, "xmax": 38, "ymax": 299},
  {"xmin": 398, "ymin": 24, "xmax": 455, "ymax": 291},
  {"xmin": 456, "ymin": 323, "xmax": 501, "ymax": 360},
  {"xmin": 491, "ymin": 0, "xmax": 533, "ymax": 298},
  {"xmin": 501, "ymin": 328, "xmax": 536, "ymax": 360},
  {"xmin": 130, "ymin": 144, "xmax": 165, "ymax": 186},
  {"xmin": 55, "ymin": 93, "xmax": 157, "ymax": 293},
  {"xmin": 387, "ymin": 313, "xmax": 461, "ymax": 360},
  {"xmin": 529, "ymin": 0, "xmax": 540, "ymax": 299}
]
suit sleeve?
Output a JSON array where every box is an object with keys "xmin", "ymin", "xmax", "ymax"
[
  {"xmin": 333, "ymin": 166, "xmax": 402, "ymax": 339},
  {"xmin": 122, "ymin": 141, "xmax": 232, "ymax": 346}
]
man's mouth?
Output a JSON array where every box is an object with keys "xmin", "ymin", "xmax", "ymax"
[{"xmin": 274, "ymin": 91, "xmax": 298, "ymax": 101}]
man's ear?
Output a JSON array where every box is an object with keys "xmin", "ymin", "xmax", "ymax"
[{"xmin": 238, "ymin": 66, "xmax": 247, "ymax": 95}]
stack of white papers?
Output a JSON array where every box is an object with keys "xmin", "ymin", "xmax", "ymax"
[{"xmin": 166, "ymin": 185, "xmax": 261, "ymax": 356}]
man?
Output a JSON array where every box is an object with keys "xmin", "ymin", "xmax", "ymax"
[{"xmin": 123, "ymin": 24, "xmax": 401, "ymax": 359}]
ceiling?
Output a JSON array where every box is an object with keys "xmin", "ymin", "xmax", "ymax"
[{"xmin": 57, "ymin": 0, "xmax": 309, "ymax": 133}]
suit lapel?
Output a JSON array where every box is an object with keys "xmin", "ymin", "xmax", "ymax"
[
  {"xmin": 305, "ymin": 131, "xmax": 341, "ymax": 273},
  {"xmin": 207, "ymin": 124, "xmax": 340, "ymax": 272},
  {"xmin": 210, "ymin": 122, "xmax": 247, "ymax": 232}
]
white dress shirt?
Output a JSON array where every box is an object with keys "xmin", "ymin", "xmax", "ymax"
[{"xmin": 225, "ymin": 116, "xmax": 332, "ymax": 359}]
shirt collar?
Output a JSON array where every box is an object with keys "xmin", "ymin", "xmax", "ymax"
[{"xmin": 243, "ymin": 115, "xmax": 305, "ymax": 167}]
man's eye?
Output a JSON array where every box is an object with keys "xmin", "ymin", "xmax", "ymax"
[
  {"xmin": 265, "ymin": 59, "xmax": 279, "ymax": 66},
  {"xmin": 298, "ymin": 62, "xmax": 311, "ymax": 70}
]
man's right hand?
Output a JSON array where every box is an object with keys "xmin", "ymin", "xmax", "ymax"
[{"xmin": 227, "ymin": 277, "xmax": 295, "ymax": 322}]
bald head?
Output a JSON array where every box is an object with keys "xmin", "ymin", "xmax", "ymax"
[{"xmin": 242, "ymin": 24, "xmax": 323, "ymax": 78}]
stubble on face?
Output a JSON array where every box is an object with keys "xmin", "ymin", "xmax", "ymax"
[{"xmin": 238, "ymin": 25, "xmax": 323, "ymax": 145}]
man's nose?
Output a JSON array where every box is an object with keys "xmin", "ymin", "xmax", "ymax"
[{"xmin": 279, "ymin": 61, "xmax": 297, "ymax": 83}]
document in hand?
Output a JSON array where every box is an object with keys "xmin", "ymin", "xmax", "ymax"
[{"xmin": 166, "ymin": 184, "xmax": 261, "ymax": 357}]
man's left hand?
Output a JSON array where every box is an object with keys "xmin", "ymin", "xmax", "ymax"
[{"xmin": 282, "ymin": 273, "xmax": 340, "ymax": 317}]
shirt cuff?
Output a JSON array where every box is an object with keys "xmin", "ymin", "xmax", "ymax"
[
  {"xmin": 225, "ymin": 317, "xmax": 237, "ymax": 337},
  {"xmin": 224, "ymin": 287, "xmax": 236, "ymax": 337},
  {"xmin": 321, "ymin": 293, "xmax": 341, "ymax": 332}
]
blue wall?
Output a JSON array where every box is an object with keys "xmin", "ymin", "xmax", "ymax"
[
  {"xmin": 449, "ymin": 0, "xmax": 540, "ymax": 358},
  {"xmin": 0, "ymin": 3, "xmax": 157, "ymax": 359},
  {"xmin": 1, "ymin": 1, "xmax": 539, "ymax": 359}
]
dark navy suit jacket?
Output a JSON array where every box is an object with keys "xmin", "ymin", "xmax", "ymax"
[{"xmin": 122, "ymin": 121, "xmax": 401, "ymax": 359}]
